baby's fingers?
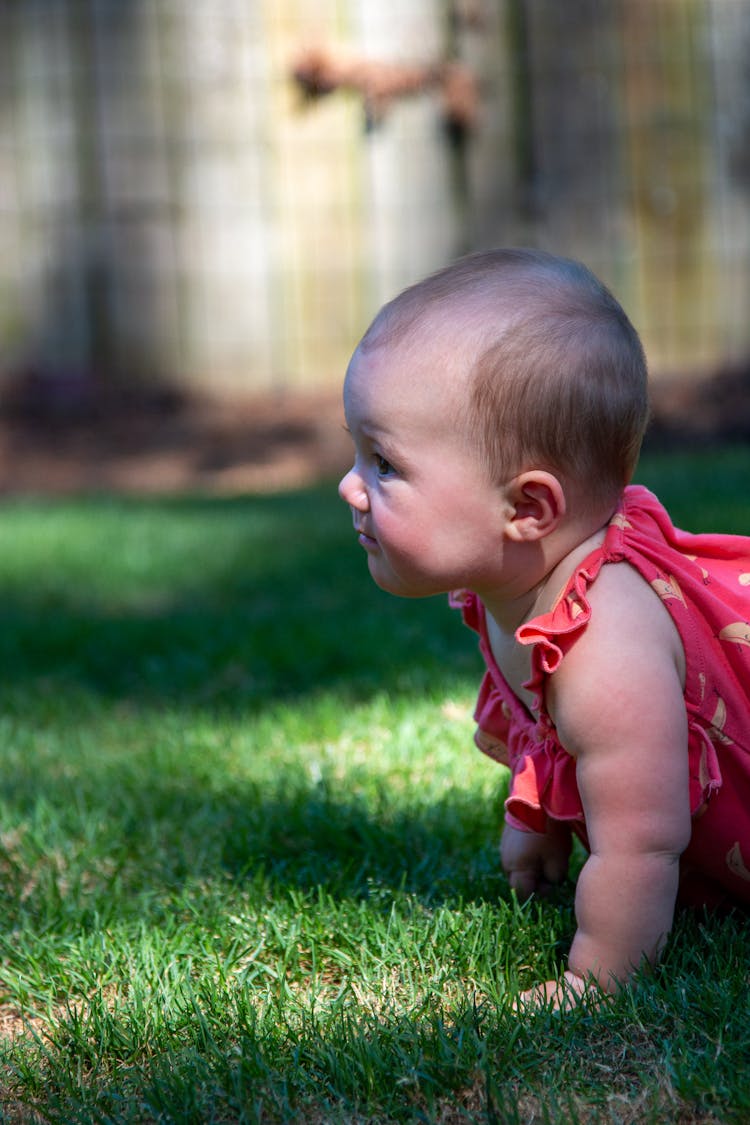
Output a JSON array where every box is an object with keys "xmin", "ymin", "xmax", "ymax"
[
  {"xmin": 509, "ymin": 867, "xmax": 564, "ymax": 901},
  {"xmin": 542, "ymin": 852, "xmax": 570, "ymax": 886},
  {"xmin": 508, "ymin": 867, "xmax": 541, "ymax": 901}
]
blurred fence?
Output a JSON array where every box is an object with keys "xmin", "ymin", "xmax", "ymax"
[{"xmin": 0, "ymin": 0, "xmax": 749, "ymax": 398}]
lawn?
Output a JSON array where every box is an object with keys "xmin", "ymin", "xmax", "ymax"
[{"xmin": 0, "ymin": 447, "xmax": 749, "ymax": 1123}]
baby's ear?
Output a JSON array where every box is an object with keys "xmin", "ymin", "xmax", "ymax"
[{"xmin": 504, "ymin": 471, "xmax": 566, "ymax": 542}]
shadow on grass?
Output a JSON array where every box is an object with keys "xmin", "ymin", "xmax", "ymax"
[
  {"xmin": 0, "ymin": 484, "xmax": 482, "ymax": 715},
  {"xmin": 0, "ymin": 744, "xmax": 514, "ymax": 920}
]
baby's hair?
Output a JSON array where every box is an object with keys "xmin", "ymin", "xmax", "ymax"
[{"xmin": 361, "ymin": 248, "xmax": 649, "ymax": 513}]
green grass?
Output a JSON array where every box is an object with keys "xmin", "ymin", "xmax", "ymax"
[{"xmin": 0, "ymin": 446, "xmax": 749, "ymax": 1123}]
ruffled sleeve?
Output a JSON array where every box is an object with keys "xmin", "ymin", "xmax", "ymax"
[
  {"xmin": 502, "ymin": 557, "xmax": 611, "ymax": 841},
  {"xmin": 450, "ymin": 589, "xmax": 512, "ymax": 765},
  {"xmin": 451, "ymin": 584, "xmax": 590, "ymax": 838},
  {"xmin": 503, "ymin": 728, "xmax": 585, "ymax": 836},
  {"xmin": 516, "ymin": 555, "xmax": 607, "ymax": 714}
]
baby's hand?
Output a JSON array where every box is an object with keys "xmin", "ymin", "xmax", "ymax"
[{"xmin": 500, "ymin": 818, "xmax": 572, "ymax": 900}]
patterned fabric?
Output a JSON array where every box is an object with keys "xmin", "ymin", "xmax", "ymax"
[{"xmin": 452, "ymin": 484, "xmax": 750, "ymax": 907}]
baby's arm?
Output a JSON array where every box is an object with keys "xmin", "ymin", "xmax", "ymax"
[{"xmin": 525, "ymin": 562, "xmax": 692, "ymax": 1007}]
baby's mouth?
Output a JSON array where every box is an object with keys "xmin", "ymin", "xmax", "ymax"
[{"xmin": 356, "ymin": 526, "xmax": 378, "ymax": 547}]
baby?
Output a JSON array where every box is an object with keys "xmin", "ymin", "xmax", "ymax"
[{"xmin": 338, "ymin": 248, "xmax": 750, "ymax": 1009}]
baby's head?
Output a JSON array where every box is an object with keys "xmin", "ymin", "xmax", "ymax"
[{"xmin": 356, "ymin": 248, "xmax": 649, "ymax": 515}]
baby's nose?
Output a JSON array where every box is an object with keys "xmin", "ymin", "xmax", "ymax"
[{"xmin": 338, "ymin": 468, "xmax": 368, "ymax": 511}]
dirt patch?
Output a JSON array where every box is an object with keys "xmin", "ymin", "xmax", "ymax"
[
  {"xmin": 646, "ymin": 363, "xmax": 750, "ymax": 451},
  {"xmin": 0, "ymin": 363, "xmax": 748, "ymax": 496},
  {"xmin": 0, "ymin": 378, "xmax": 351, "ymax": 496}
]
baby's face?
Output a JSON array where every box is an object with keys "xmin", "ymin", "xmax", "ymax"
[{"xmin": 338, "ymin": 336, "xmax": 513, "ymax": 598}]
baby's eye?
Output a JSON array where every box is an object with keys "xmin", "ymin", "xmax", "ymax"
[{"xmin": 375, "ymin": 454, "xmax": 395, "ymax": 478}]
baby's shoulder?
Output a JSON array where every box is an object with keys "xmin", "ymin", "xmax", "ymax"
[
  {"xmin": 548, "ymin": 558, "xmax": 687, "ymax": 751},
  {"xmin": 587, "ymin": 555, "xmax": 660, "ymax": 610},
  {"xmin": 580, "ymin": 560, "xmax": 688, "ymax": 652},
  {"xmin": 558, "ymin": 558, "xmax": 685, "ymax": 681}
]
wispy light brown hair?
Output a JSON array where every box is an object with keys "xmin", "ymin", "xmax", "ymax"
[{"xmin": 360, "ymin": 248, "xmax": 649, "ymax": 513}]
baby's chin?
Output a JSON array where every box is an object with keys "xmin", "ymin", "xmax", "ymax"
[{"xmin": 367, "ymin": 560, "xmax": 450, "ymax": 600}]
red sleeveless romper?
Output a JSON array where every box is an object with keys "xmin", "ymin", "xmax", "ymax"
[{"xmin": 452, "ymin": 485, "xmax": 750, "ymax": 908}]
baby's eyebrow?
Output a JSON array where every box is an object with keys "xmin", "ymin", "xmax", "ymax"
[{"xmin": 361, "ymin": 421, "xmax": 395, "ymax": 441}]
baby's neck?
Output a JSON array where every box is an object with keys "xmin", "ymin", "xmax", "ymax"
[{"xmin": 481, "ymin": 520, "xmax": 610, "ymax": 639}]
